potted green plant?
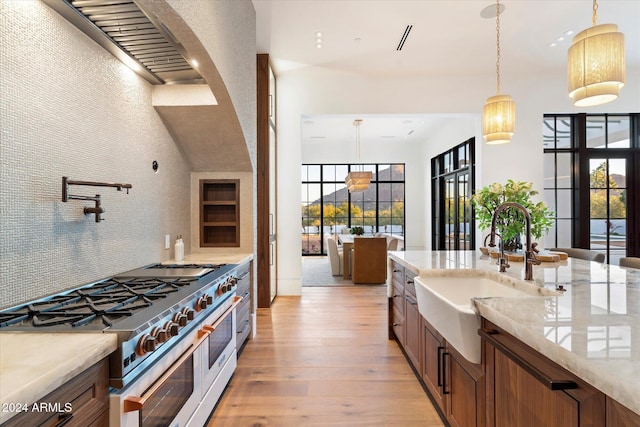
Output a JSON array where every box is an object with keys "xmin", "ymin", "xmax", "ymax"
[
  {"xmin": 350, "ymin": 226, "xmax": 365, "ymax": 236},
  {"xmin": 472, "ymin": 180, "xmax": 554, "ymax": 252}
]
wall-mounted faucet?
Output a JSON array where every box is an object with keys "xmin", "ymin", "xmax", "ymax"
[
  {"xmin": 488, "ymin": 202, "xmax": 541, "ymax": 281},
  {"xmin": 62, "ymin": 177, "xmax": 132, "ymax": 222}
]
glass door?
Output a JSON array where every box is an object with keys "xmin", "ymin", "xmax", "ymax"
[
  {"xmin": 589, "ymin": 157, "xmax": 628, "ymax": 265},
  {"xmin": 443, "ymin": 171, "xmax": 472, "ymax": 250}
]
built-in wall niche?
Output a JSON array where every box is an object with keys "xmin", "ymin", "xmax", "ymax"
[{"xmin": 199, "ymin": 179, "xmax": 240, "ymax": 247}]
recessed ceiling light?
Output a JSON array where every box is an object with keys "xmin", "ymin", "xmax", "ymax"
[
  {"xmin": 316, "ymin": 32, "xmax": 323, "ymax": 37},
  {"xmin": 316, "ymin": 43, "xmax": 322, "ymax": 49},
  {"xmin": 480, "ymin": 3, "xmax": 505, "ymax": 19},
  {"xmin": 191, "ymin": 59, "xmax": 198, "ymax": 68}
]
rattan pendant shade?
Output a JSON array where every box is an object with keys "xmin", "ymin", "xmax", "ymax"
[
  {"xmin": 568, "ymin": 23, "xmax": 625, "ymax": 107},
  {"xmin": 345, "ymin": 119, "xmax": 371, "ymax": 193},
  {"xmin": 482, "ymin": 0, "xmax": 515, "ymax": 145}
]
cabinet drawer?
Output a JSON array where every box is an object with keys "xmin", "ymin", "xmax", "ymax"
[
  {"xmin": 3, "ymin": 358, "xmax": 109, "ymax": 427},
  {"xmin": 237, "ymin": 316, "xmax": 251, "ymax": 347},
  {"xmin": 404, "ymin": 270, "xmax": 416, "ymax": 297},
  {"xmin": 392, "ymin": 307, "xmax": 405, "ymax": 344},
  {"xmin": 391, "ymin": 283, "xmax": 404, "ymax": 313},
  {"xmin": 391, "ymin": 262, "xmax": 404, "ymax": 285}
]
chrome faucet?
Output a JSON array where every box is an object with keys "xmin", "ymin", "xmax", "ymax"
[{"xmin": 488, "ymin": 202, "xmax": 541, "ymax": 281}]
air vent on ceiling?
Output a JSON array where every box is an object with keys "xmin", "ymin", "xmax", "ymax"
[
  {"xmin": 396, "ymin": 25, "xmax": 413, "ymax": 51},
  {"xmin": 42, "ymin": 0, "xmax": 203, "ymax": 85}
]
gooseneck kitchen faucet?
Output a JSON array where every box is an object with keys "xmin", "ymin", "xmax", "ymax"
[
  {"xmin": 488, "ymin": 202, "xmax": 541, "ymax": 281},
  {"xmin": 62, "ymin": 176, "xmax": 132, "ymax": 222}
]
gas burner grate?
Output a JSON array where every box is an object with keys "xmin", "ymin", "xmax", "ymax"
[{"xmin": 0, "ymin": 276, "xmax": 201, "ymax": 329}]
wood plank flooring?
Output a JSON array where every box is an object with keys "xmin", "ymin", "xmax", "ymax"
[{"xmin": 207, "ymin": 286, "xmax": 444, "ymax": 426}]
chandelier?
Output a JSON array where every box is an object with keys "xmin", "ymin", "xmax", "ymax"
[
  {"xmin": 345, "ymin": 119, "xmax": 372, "ymax": 193},
  {"xmin": 568, "ymin": 0, "xmax": 625, "ymax": 107},
  {"xmin": 482, "ymin": 0, "xmax": 515, "ymax": 145}
]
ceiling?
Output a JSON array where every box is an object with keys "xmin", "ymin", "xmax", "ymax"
[{"xmin": 253, "ymin": 0, "xmax": 639, "ymax": 145}]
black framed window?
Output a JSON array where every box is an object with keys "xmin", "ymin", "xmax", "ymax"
[
  {"xmin": 543, "ymin": 113, "xmax": 640, "ymax": 263},
  {"xmin": 301, "ymin": 164, "xmax": 405, "ymax": 256},
  {"xmin": 431, "ymin": 138, "xmax": 476, "ymax": 251}
]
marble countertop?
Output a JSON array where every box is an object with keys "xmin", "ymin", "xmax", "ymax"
[
  {"xmin": 173, "ymin": 252, "xmax": 253, "ymax": 266},
  {"xmin": 0, "ymin": 332, "xmax": 117, "ymax": 424},
  {"xmin": 388, "ymin": 250, "xmax": 640, "ymax": 415}
]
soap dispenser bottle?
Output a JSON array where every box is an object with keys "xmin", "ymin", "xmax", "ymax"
[{"xmin": 175, "ymin": 235, "xmax": 184, "ymax": 262}]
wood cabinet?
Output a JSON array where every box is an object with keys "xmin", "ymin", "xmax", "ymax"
[
  {"xmin": 445, "ymin": 344, "xmax": 484, "ymax": 427},
  {"xmin": 235, "ymin": 261, "xmax": 252, "ymax": 350},
  {"xmin": 420, "ymin": 316, "xmax": 484, "ymax": 427},
  {"xmin": 3, "ymin": 358, "xmax": 109, "ymax": 427},
  {"xmin": 422, "ymin": 320, "xmax": 446, "ymax": 411},
  {"xmin": 403, "ymin": 271, "xmax": 421, "ymax": 369},
  {"xmin": 257, "ymin": 53, "xmax": 278, "ymax": 307},
  {"xmin": 389, "ymin": 261, "xmax": 405, "ymax": 344},
  {"xmin": 389, "ymin": 261, "xmax": 484, "ymax": 427},
  {"xmin": 481, "ymin": 319, "xmax": 606, "ymax": 427},
  {"xmin": 199, "ymin": 179, "xmax": 240, "ymax": 247},
  {"xmin": 606, "ymin": 397, "xmax": 640, "ymax": 427}
]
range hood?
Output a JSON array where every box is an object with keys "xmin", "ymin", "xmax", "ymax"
[{"xmin": 42, "ymin": 0, "xmax": 203, "ymax": 85}]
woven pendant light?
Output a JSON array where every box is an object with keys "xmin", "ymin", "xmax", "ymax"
[
  {"xmin": 568, "ymin": 1, "xmax": 625, "ymax": 107},
  {"xmin": 482, "ymin": 0, "xmax": 515, "ymax": 145}
]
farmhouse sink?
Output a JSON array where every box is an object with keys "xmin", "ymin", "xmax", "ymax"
[{"xmin": 414, "ymin": 275, "xmax": 538, "ymax": 364}]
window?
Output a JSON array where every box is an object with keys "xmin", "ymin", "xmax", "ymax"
[
  {"xmin": 431, "ymin": 138, "xmax": 475, "ymax": 251},
  {"xmin": 543, "ymin": 113, "xmax": 640, "ymax": 263},
  {"xmin": 301, "ymin": 164, "xmax": 405, "ymax": 255}
]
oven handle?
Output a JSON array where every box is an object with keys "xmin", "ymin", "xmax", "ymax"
[{"xmin": 202, "ymin": 295, "xmax": 242, "ymax": 333}]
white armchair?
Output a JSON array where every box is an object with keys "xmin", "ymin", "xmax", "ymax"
[{"xmin": 326, "ymin": 236, "xmax": 344, "ymax": 276}]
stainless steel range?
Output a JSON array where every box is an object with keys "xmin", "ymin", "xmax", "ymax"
[{"xmin": 0, "ymin": 262, "xmax": 246, "ymax": 427}]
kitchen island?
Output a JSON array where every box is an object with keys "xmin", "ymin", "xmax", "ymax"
[{"xmin": 388, "ymin": 250, "xmax": 640, "ymax": 419}]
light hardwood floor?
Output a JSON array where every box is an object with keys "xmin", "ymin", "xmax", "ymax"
[{"xmin": 207, "ymin": 285, "xmax": 444, "ymax": 426}]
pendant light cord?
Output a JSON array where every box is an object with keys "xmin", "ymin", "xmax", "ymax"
[
  {"xmin": 592, "ymin": 0, "xmax": 598, "ymax": 26},
  {"xmin": 495, "ymin": 0, "xmax": 501, "ymax": 95}
]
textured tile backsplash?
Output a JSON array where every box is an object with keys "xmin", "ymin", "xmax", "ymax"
[{"xmin": 0, "ymin": 2, "xmax": 191, "ymax": 308}]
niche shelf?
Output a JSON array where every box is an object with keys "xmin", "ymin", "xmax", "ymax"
[{"xmin": 200, "ymin": 179, "xmax": 240, "ymax": 247}]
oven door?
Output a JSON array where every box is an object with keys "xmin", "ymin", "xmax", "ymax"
[
  {"xmin": 116, "ymin": 330, "xmax": 207, "ymax": 427},
  {"xmin": 187, "ymin": 296, "xmax": 241, "ymax": 427}
]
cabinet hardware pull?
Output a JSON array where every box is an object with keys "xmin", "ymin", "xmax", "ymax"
[
  {"xmin": 393, "ymin": 269, "xmax": 400, "ymax": 273},
  {"xmin": 442, "ymin": 351, "xmax": 450, "ymax": 395},
  {"xmin": 54, "ymin": 412, "xmax": 74, "ymax": 427},
  {"xmin": 404, "ymin": 294, "xmax": 417, "ymax": 305},
  {"xmin": 437, "ymin": 346, "xmax": 444, "ymax": 387},
  {"xmin": 478, "ymin": 328, "xmax": 578, "ymax": 391},
  {"xmin": 406, "ymin": 279, "xmax": 414, "ymax": 285},
  {"xmin": 393, "ymin": 323, "xmax": 400, "ymax": 327}
]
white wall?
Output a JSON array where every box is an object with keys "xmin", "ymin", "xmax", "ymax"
[{"xmin": 279, "ymin": 65, "xmax": 640, "ymax": 295}]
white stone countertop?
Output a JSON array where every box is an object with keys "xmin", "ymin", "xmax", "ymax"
[
  {"xmin": 388, "ymin": 250, "xmax": 640, "ymax": 416},
  {"xmin": 171, "ymin": 252, "xmax": 253, "ymax": 266},
  {"xmin": 0, "ymin": 332, "xmax": 117, "ymax": 424}
]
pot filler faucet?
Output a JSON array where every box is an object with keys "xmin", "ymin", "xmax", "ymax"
[
  {"xmin": 62, "ymin": 176, "xmax": 132, "ymax": 222},
  {"xmin": 488, "ymin": 202, "xmax": 541, "ymax": 281}
]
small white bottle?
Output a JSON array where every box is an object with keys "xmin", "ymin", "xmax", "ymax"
[{"xmin": 175, "ymin": 235, "xmax": 184, "ymax": 262}]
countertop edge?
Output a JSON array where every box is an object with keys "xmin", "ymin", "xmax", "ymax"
[{"xmin": 0, "ymin": 333, "xmax": 117, "ymax": 424}]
